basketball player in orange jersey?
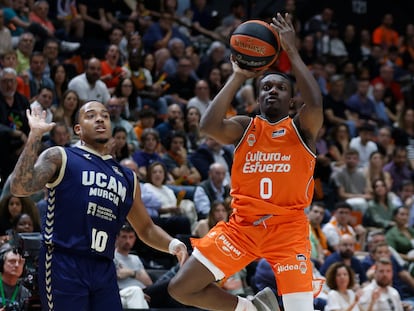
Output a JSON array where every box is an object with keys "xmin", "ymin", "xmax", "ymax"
[{"xmin": 168, "ymin": 12, "xmax": 323, "ymax": 311}]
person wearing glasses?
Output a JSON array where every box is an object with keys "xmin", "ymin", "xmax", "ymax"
[{"xmin": 0, "ymin": 248, "xmax": 31, "ymax": 310}]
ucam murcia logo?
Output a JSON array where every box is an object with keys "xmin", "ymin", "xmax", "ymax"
[
  {"xmin": 275, "ymin": 262, "xmax": 308, "ymax": 274},
  {"xmin": 272, "ymin": 128, "xmax": 286, "ymax": 138},
  {"xmin": 247, "ymin": 133, "xmax": 256, "ymax": 146},
  {"xmin": 214, "ymin": 233, "xmax": 245, "ymax": 260}
]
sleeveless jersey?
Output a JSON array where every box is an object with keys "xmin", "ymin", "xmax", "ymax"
[
  {"xmin": 44, "ymin": 145, "xmax": 137, "ymax": 259},
  {"xmin": 231, "ymin": 116, "xmax": 316, "ymax": 218}
]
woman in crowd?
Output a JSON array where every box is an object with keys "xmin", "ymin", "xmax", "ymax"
[
  {"xmin": 52, "ymin": 89, "xmax": 81, "ymax": 144},
  {"xmin": 132, "ymin": 128, "xmax": 165, "ymax": 182},
  {"xmin": 0, "ymin": 195, "xmax": 41, "ymax": 236},
  {"xmin": 141, "ymin": 161, "xmax": 192, "ymax": 235},
  {"xmin": 111, "ymin": 126, "xmax": 130, "ymax": 162},
  {"xmin": 162, "ymin": 130, "xmax": 201, "ymax": 185},
  {"xmin": 184, "ymin": 106, "xmax": 203, "ymax": 154},
  {"xmin": 363, "ymin": 151, "xmax": 393, "ymax": 193},
  {"xmin": 325, "ymin": 262, "xmax": 361, "ymax": 311},
  {"xmin": 113, "ymin": 77, "xmax": 141, "ymax": 121},
  {"xmin": 328, "ymin": 123, "xmax": 351, "ymax": 172},
  {"xmin": 364, "ymin": 178, "xmax": 399, "ymax": 229},
  {"xmin": 192, "ymin": 200, "xmax": 231, "ymax": 238},
  {"xmin": 386, "ymin": 206, "xmax": 414, "ymax": 264},
  {"xmin": 50, "ymin": 64, "xmax": 68, "ymax": 106}
]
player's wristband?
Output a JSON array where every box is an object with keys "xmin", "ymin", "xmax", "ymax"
[{"xmin": 168, "ymin": 238, "xmax": 185, "ymax": 255}]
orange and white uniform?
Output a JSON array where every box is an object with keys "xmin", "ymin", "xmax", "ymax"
[{"xmin": 192, "ymin": 116, "xmax": 317, "ymax": 295}]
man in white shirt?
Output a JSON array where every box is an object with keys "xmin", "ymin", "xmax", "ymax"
[
  {"xmin": 359, "ymin": 257, "xmax": 403, "ymax": 311},
  {"xmin": 349, "ymin": 123, "xmax": 378, "ymax": 168},
  {"xmin": 188, "ymin": 79, "xmax": 211, "ymax": 117},
  {"xmin": 114, "ymin": 224, "xmax": 153, "ymax": 309},
  {"xmin": 68, "ymin": 57, "xmax": 110, "ymax": 105}
]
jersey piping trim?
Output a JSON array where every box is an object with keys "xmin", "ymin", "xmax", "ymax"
[
  {"xmin": 257, "ymin": 114, "xmax": 289, "ymax": 125},
  {"xmin": 77, "ymin": 145, "xmax": 113, "ymax": 160},
  {"xmin": 234, "ymin": 117, "xmax": 253, "ymax": 152},
  {"xmin": 46, "ymin": 147, "xmax": 66, "ymax": 189},
  {"xmin": 291, "ymin": 120, "xmax": 316, "ymax": 158}
]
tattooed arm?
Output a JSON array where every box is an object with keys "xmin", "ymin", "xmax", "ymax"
[{"xmin": 10, "ymin": 109, "xmax": 60, "ymax": 196}]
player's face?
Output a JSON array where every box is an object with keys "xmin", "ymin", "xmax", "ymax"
[
  {"xmin": 258, "ymin": 74, "xmax": 291, "ymax": 120},
  {"xmin": 75, "ymin": 101, "xmax": 111, "ymax": 145}
]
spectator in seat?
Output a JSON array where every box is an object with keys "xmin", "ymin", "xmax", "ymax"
[
  {"xmin": 383, "ymin": 146, "xmax": 414, "ymax": 194},
  {"xmin": 132, "ymin": 128, "xmax": 164, "ymax": 182},
  {"xmin": 190, "ymin": 136, "xmax": 233, "ymax": 184},
  {"xmin": 193, "ymin": 162, "xmax": 231, "ymax": 219},
  {"xmin": 319, "ymin": 234, "xmax": 367, "ymax": 286},
  {"xmin": 114, "ymin": 223, "xmax": 152, "ymax": 309},
  {"xmin": 162, "ymin": 130, "xmax": 201, "ymax": 186},
  {"xmin": 323, "ymin": 201, "xmax": 366, "ymax": 252},
  {"xmin": 68, "ymin": 57, "xmax": 110, "ymax": 105},
  {"xmin": 0, "ymin": 67, "xmax": 30, "ymax": 188},
  {"xmin": 359, "ymin": 257, "xmax": 404, "ymax": 311},
  {"xmin": 106, "ymin": 97, "xmax": 139, "ymax": 152},
  {"xmin": 0, "ymin": 248, "xmax": 31, "ymax": 310}
]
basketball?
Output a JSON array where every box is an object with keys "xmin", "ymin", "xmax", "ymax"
[{"xmin": 230, "ymin": 20, "xmax": 281, "ymax": 71}]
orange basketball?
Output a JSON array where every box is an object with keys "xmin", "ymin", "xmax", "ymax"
[{"xmin": 230, "ymin": 20, "xmax": 281, "ymax": 71}]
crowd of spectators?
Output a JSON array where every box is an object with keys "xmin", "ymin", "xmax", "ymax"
[{"xmin": 2, "ymin": 0, "xmax": 414, "ymax": 309}]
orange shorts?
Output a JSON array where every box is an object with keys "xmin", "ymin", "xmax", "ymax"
[{"xmin": 191, "ymin": 214, "xmax": 312, "ymax": 295}]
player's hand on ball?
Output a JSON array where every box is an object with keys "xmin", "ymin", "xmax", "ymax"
[{"xmin": 230, "ymin": 55, "xmax": 264, "ymax": 79}]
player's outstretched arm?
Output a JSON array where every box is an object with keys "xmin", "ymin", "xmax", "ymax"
[
  {"xmin": 271, "ymin": 13, "xmax": 323, "ymax": 139},
  {"xmin": 127, "ymin": 183, "xmax": 188, "ymax": 265},
  {"xmin": 10, "ymin": 109, "xmax": 59, "ymax": 196}
]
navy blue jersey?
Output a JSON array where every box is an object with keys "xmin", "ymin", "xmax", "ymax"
[{"xmin": 44, "ymin": 145, "xmax": 136, "ymax": 259}]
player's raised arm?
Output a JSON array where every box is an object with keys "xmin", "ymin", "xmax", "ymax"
[
  {"xmin": 10, "ymin": 109, "xmax": 59, "ymax": 196},
  {"xmin": 200, "ymin": 61, "xmax": 258, "ymax": 145},
  {"xmin": 271, "ymin": 13, "xmax": 323, "ymax": 140}
]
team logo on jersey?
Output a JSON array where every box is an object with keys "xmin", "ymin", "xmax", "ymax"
[
  {"xmin": 296, "ymin": 254, "xmax": 307, "ymax": 261},
  {"xmin": 215, "ymin": 233, "xmax": 245, "ymax": 260},
  {"xmin": 112, "ymin": 166, "xmax": 124, "ymax": 177},
  {"xmin": 83, "ymin": 153, "xmax": 92, "ymax": 160},
  {"xmin": 247, "ymin": 133, "xmax": 256, "ymax": 146},
  {"xmin": 275, "ymin": 262, "xmax": 308, "ymax": 274},
  {"xmin": 272, "ymin": 129, "xmax": 286, "ymax": 138}
]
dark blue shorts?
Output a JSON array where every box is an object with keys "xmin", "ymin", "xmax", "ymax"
[{"xmin": 38, "ymin": 248, "xmax": 122, "ymax": 311}]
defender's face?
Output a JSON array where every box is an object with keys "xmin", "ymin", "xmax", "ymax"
[{"xmin": 75, "ymin": 101, "xmax": 111, "ymax": 144}]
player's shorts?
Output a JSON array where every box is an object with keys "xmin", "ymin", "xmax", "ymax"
[
  {"xmin": 191, "ymin": 213, "xmax": 312, "ymax": 295},
  {"xmin": 38, "ymin": 247, "xmax": 122, "ymax": 311}
]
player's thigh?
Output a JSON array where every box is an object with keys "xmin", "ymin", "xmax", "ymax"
[{"xmin": 264, "ymin": 220, "xmax": 313, "ymax": 294}]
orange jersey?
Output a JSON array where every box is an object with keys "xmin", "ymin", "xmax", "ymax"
[{"xmin": 231, "ymin": 116, "xmax": 316, "ymax": 219}]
